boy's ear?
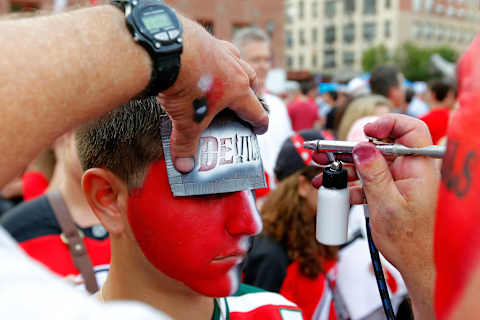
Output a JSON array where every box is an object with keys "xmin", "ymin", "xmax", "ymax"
[{"xmin": 82, "ymin": 168, "xmax": 129, "ymax": 235}]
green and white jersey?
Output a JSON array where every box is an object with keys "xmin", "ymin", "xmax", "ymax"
[{"xmin": 212, "ymin": 284, "xmax": 303, "ymax": 320}]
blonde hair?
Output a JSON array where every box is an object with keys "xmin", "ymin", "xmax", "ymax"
[{"xmin": 337, "ymin": 95, "xmax": 393, "ymax": 140}]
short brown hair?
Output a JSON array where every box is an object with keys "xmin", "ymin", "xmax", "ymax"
[{"xmin": 75, "ymin": 96, "xmax": 165, "ymax": 189}]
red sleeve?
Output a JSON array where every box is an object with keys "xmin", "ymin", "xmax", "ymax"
[
  {"xmin": 22, "ymin": 171, "xmax": 49, "ymax": 201},
  {"xmin": 280, "ymin": 261, "xmax": 329, "ymax": 320},
  {"xmin": 420, "ymin": 109, "xmax": 450, "ymax": 144}
]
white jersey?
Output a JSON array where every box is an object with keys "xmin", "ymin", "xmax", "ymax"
[
  {"xmin": 257, "ymin": 93, "xmax": 293, "ymax": 187},
  {"xmin": 0, "ymin": 226, "xmax": 170, "ymax": 320}
]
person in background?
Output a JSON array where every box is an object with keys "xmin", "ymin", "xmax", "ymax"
[
  {"xmin": 407, "ymin": 81, "xmax": 429, "ymax": 118},
  {"xmin": 337, "ymin": 95, "xmax": 393, "ymax": 141},
  {"xmin": 233, "ymin": 27, "xmax": 293, "ymax": 190},
  {"xmin": 420, "ymin": 78, "xmax": 457, "ymax": 144},
  {"xmin": 287, "ymin": 79, "xmax": 322, "ymax": 131},
  {"xmin": 243, "ymin": 129, "xmax": 338, "ymax": 320},
  {"xmin": 1, "ymin": 132, "xmax": 110, "ymax": 289},
  {"xmin": 370, "ymin": 65, "xmax": 407, "ymax": 114}
]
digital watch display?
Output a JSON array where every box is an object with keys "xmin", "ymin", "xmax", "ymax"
[{"xmin": 112, "ymin": 0, "xmax": 183, "ymax": 94}]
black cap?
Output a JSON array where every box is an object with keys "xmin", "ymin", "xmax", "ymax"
[
  {"xmin": 322, "ymin": 167, "xmax": 348, "ymax": 189},
  {"xmin": 274, "ymin": 129, "xmax": 324, "ymax": 182}
]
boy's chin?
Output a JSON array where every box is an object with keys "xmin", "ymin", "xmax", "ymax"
[{"xmin": 187, "ymin": 271, "xmax": 240, "ymax": 297}]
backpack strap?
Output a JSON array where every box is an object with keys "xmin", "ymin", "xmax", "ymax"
[{"xmin": 46, "ymin": 190, "xmax": 99, "ymax": 294}]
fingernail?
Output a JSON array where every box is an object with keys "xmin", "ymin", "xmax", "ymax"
[
  {"xmin": 175, "ymin": 157, "xmax": 195, "ymax": 173},
  {"xmin": 353, "ymin": 143, "xmax": 376, "ymax": 164},
  {"xmin": 312, "ymin": 173, "xmax": 323, "ymax": 189}
]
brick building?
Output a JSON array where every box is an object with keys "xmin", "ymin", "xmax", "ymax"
[
  {"xmin": 165, "ymin": 0, "xmax": 285, "ymax": 68},
  {"xmin": 0, "ymin": 0, "xmax": 285, "ymax": 68}
]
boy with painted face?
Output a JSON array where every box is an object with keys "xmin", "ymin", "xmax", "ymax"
[{"xmin": 75, "ymin": 96, "xmax": 302, "ymax": 320}]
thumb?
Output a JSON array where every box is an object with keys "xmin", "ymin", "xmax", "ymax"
[{"xmin": 353, "ymin": 142, "xmax": 403, "ymax": 209}]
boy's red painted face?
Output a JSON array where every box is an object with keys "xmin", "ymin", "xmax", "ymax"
[{"xmin": 127, "ymin": 160, "xmax": 262, "ymax": 297}]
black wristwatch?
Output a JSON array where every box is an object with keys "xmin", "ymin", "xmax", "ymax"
[{"xmin": 112, "ymin": 0, "xmax": 183, "ymax": 96}]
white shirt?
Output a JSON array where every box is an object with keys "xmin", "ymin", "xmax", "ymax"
[
  {"xmin": 257, "ymin": 93, "xmax": 293, "ymax": 187},
  {"xmin": 0, "ymin": 226, "xmax": 170, "ymax": 320}
]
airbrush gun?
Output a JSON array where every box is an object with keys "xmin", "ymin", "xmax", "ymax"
[{"xmin": 303, "ymin": 139, "xmax": 446, "ymax": 158}]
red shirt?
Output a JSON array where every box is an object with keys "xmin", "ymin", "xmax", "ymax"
[
  {"xmin": 420, "ymin": 108, "xmax": 450, "ymax": 144},
  {"xmin": 288, "ymin": 98, "xmax": 320, "ymax": 131},
  {"xmin": 22, "ymin": 171, "xmax": 49, "ymax": 201},
  {"xmin": 280, "ymin": 258, "xmax": 337, "ymax": 320}
]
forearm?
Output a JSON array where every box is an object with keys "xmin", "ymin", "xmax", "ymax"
[
  {"xmin": 0, "ymin": 5, "xmax": 150, "ymax": 187},
  {"xmin": 400, "ymin": 259, "xmax": 436, "ymax": 319}
]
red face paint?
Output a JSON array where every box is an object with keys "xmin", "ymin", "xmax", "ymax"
[
  {"xmin": 434, "ymin": 35, "xmax": 480, "ymax": 319},
  {"xmin": 127, "ymin": 160, "xmax": 262, "ymax": 297}
]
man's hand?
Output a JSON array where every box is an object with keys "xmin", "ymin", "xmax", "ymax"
[
  {"xmin": 312, "ymin": 114, "xmax": 439, "ymax": 319},
  {"xmin": 158, "ymin": 17, "xmax": 268, "ymax": 173}
]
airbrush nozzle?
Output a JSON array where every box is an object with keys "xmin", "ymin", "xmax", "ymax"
[{"xmin": 304, "ymin": 139, "xmax": 446, "ymax": 159}]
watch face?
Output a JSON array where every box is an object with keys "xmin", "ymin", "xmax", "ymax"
[{"xmin": 142, "ymin": 12, "xmax": 173, "ymax": 31}]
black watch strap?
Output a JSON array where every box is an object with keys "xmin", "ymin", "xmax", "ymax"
[
  {"xmin": 143, "ymin": 54, "xmax": 181, "ymax": 96},
  {"xmin": 111, "ymin": 0, "xmax": 182, "ymax": 96}
]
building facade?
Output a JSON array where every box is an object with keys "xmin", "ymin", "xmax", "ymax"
[
  {"xmin": 1, "ymin": 0, "xmax": 285, "ymax": 68},
  {"xmin": 285, "ymin": 0, "xmax": 480, "ymax": 78},
  {"xmin": 164, "ymin": 0, "xmax": 285, "ymax": 68}
]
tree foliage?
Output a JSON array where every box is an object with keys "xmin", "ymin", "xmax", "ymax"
[
  {"xmin": 361, "ymin": 44, "xmax": 390, "ymax": 72},
  {"xmin": 361, "ymin": 42, "xmax": 458, "ymax": 81}
]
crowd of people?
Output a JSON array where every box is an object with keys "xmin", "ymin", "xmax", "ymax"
[{"xmin": 0, "ymin": 2, "xmax": 478, "ymax": 320}]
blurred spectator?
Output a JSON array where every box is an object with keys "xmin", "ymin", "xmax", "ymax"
[
  {"xmin": 420, "ymin": 78, "xmax": 457, "ymax": 144},
  {"xmin": 407, "ymin": 82, "xmax": 429, "ymax": 118},
  {"xmin": 233, "ymin": 27, "xmax": 293, "ymax": 189},
  {"xmin": 370, "ymin": 65, "xmax": 407, "ymax": 113},
  {"xmin": 337, "ymin": 95, "xmax": 393, "ymax": 140},
  {"xmin": 287, "ymin": 79, "xmax": 322, "ymax": 131},
  {"xmin": 1, "ymin": 132, "xmax": 110, "ymax": 290},
  {"xmin": 278, "ymin": 81, "xmax": 301, "ymax": 106},
  {"xmin": 243, "ymin": 130, "xmax": 339, "ymax": 320},
  {"xmin": 346, "ymin": 77, "xmax": 370, "ymax": 97},
  {"xmin": 317, "ymin": 83, "xmax": 337, "ymax": 120}
]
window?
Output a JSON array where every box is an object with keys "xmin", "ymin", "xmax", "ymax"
[
  {"xmin": 413, "ymin": 0, "xmax": 422, "ymax": 12},
  {"xmin": 385, "ymin": 20, "xmax": 391, "ymax": 39},
  {"xmin": 325, "ymin": 26, "xmax": 336, "ymax": 44},
  {"xmin": 286, "ymin": 30, "xmax": 293, "ymax": 48},
  {"xmin": 363, "ymin": 23, "xmax": 376, "ymax": 41},
  {"xmin": 299, "ymin": 0, "xmax": 304, "ymax": 19},
  {"xmin": 287, "ymin": 56, "xmax": 293, "ymax": 68},
  {"xmin": 437, "ymin": 25, "xmax": 444, "ymax": 40},
  {"xmin": 299, "ymin": 55, "xmax": 305, "ymax": 68},
  {"xmin": 325, "ymin": 1, "xmax": 336, "ymax": 17},
  {"xmin": 364, "ymin": 0, "xmax": 377, "ymax": 14},
  {"xmin": 324, "ymin": 50, "xmax": 336, "ymax": 69},
  {"xmin": 344, "ymin": 0, "xmax": 355, "ymax": 14},
  {"xmin": 312, "ymin": 28, "xmax": 318, "ymax": 44},
  {"xmin": 299, "ymin": 29, "xmax": 306, "ymax": 45},
  {"xmin": 424, "ymin": 24, "xmax": 433, "ymax": 39},
  {"xmin": 385, "ymin": 0, "xmax": 391, "ymax": 9},
  {"xmin": 412, "ymin": 23, "xmax": 422, "ymax": 38},
  {"xmin": 425, "ymin": 0, "xmax": 434, "ymax": 12},
  {"xmin": 343, "ymin": 23, "xmax": 355, "ymax": 43},
  {"xmin": 312, "ymin": 52, "xmax": 318, "ymax": 68},
  {"xmin": 343, "ymin": 51, "xmax": 355, "ymax": 66},
  {"xmin": 312, "ymin": 1, "xmax": 318, "ymax": 18}
]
